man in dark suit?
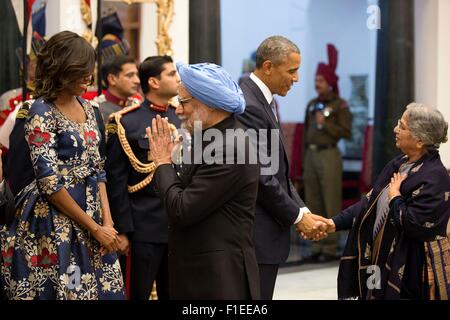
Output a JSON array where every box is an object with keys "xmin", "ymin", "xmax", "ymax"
[
  {"xmin": 147, "ymin": 62, "xmax": 260, "ymax": 299},
  {"xmin": 236, "ymin": 36, "xmax": 328, "ymax": 299},
  {"xmin": 105, "ymin": 56, "xmax": 180, "ymax": 300}
]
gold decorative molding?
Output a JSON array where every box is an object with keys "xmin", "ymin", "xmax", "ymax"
[
  {"xmin": 105, "ymin": 0, "xmax": 174, "ymax": 56},
  {"xmin": 80, "ymin": 0, "xmax": 95, "ymax": 45},
  {"xmin": 80, "ymin": 0, "xmax": 93, "ymax": 26}
]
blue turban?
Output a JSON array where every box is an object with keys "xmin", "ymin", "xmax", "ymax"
[{"xmin": 176, "ymin": 62, "xmax": 246, "ymax": 114}]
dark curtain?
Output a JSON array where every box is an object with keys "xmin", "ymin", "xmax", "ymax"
[
  {"xmin": 373, "ymin": 0, "xmax": 415, "ymax": 178},
  {"xmin": 0, "ymin": 0, "xmax": 22, "ymax": 95}
]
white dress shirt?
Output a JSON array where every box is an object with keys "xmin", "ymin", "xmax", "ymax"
[{"xmin": 249, "ymin": 73, "xmax": 310, "ymax": 224}]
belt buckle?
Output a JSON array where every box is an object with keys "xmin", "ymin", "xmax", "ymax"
[{"xmin": 309, "ymin": 144, "xmax": 318, "ymax": 151}]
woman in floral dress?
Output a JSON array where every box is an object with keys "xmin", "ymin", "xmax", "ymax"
[{"xmin": 0, "ymin": 31, "xmax": 125, "ymax": 299}]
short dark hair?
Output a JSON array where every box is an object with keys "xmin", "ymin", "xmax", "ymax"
[
  {"xmin": 139, "ymin": 55, "xmax": 173, "ymax": 94},
  {"xmin": 255, "ymin": 36, "xmax": 300, "ymax": 69},
  {"xmin": 34, "ymin": 31, "xmax": 96, "ymax": 102},
  {"xmin": 101, "ymin": 55, "xmax": 137, "ymax": 88}
]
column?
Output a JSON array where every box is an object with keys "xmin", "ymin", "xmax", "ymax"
[
  {"xmin": 414, "ymin": 0, "xmax": 450, "ymax": 169},
  {"xmin": 436, "ymin": 0, "xmax": 450, "ymax": 169},
  {"xmin": 189, "ymin": 0, "xmax": 221, "ymax": 64},
  {"xmin": 373, "ymin": 0, "xmax": 415, "ymax": 177}
]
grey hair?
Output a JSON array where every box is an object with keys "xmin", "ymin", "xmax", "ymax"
[
  {"xmin": 255, "ymin": 36, "xmax": 300, "ymax": 68},
  {"xmin": 404, "ymin": 103, "xmax": 448, "ymax": 150}
]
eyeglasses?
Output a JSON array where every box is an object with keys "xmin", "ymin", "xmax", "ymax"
[
  {"xmin": 80, "ymin": 75, "xmax": 94, "ymax": 86},
  {"xmin": 177, "ymin": 96, "xmax": 193, "ymax": 108},
  {"xmin": 397, "ymin": 119, "xmax": 409, "ymax": 131}
]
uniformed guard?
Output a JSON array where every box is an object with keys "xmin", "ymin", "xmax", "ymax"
[
  {"xmin": 5, "ymin": 99, "xmax": 35, "ymax": 196},
  {"xmin": 2, "ymin": 32, "xmax": 47, "ymax": 194},
  {"xmin": 93, "ymin": 12, "xmax": 142, "ymax": 124},
  {"xmin": 303, "ymin": 44, "xmax": 352, "ymax": 262},
  {"xmin": 96, "ymin": 55, "xmax": 141, "ymax": 125},
  {"xmin": 0, "ymin": 31, "xmax": 46, "ymax": 149},
  {"xmin": 105, "ymin": 55, "xmax": 181, "ymax": 300}
]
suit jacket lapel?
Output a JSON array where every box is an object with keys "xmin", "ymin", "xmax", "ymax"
[{"xmin": 244, "ymin": 78, "xmax": 279, "ymax": 128}]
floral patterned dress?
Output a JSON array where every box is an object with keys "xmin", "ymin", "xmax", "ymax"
[{"xmin": 0, "ymin": 98, "xmax": 125, "ymax": 300}]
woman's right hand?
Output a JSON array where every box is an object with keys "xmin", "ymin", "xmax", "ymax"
[{"xmin": 92, "ymin": 225, "xmax": 120, "ymax": 253}]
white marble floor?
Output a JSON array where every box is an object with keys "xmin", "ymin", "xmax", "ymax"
[{"xmin": 273, "ymin": 262, "xmax": 339, "ymax": 300}]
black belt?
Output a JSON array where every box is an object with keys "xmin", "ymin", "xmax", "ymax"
[{"xmin": 307, "ymin": 143, "xmax": 336, "ymax": 151}]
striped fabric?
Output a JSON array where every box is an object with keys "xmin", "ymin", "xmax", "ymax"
[{"xmin": 425, "ymin": 237, "xmax": 450, "ymax": 300}]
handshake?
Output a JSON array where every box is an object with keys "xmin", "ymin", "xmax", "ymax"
[{"xmin": 295, "ymin": 212, "xmax": 336, "ymax": 241}]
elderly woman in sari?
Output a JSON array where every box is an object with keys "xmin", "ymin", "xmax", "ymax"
[{"xmin": 309, "ymin": 103, "xmax": 450, "ymax": 299}]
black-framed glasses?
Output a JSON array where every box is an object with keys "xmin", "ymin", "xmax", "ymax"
[
  {"xmin": 177, "ymin": 96, "xmax": 193, "ymax": 108},
  {"xmin": 80, "ymin": 75, "xmax": 94, "ymax": 86}
]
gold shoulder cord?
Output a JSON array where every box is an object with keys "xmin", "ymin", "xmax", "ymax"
[
  {"xmin": 114, "ymin": 110, "xmax": 177, "ymax": 193},
  {"xmin": 16, "ymin": 100, "xmax": 35, "ymax": 119}
]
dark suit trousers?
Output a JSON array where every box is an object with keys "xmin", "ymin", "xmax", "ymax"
[
  {"xmin": 0, "ymin": 281, "xmax": 5, "ymax": 300},
  {"xmin": 130, "ymin": 242, "xmax": 169, "ymax": 300},
  {"xmin": 259, "ymin": 264, "xmax": 279, "ymax": 300}
]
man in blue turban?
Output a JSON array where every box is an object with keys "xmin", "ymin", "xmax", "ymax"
[
  {"xmin": 174, "ymin": 62, "xmax": 245, "ymax": 133},
  {"xmin": 146, "ymin": 62, "xmax": 261, "ymax": 299}
]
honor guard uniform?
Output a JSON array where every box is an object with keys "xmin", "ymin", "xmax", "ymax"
[
  {"xmin": 94, "ymin": 92, "xmax": 142, "ymax": 126},
  {"xmin": 303, "ymin": 44, "xmax": 352, "ymax": 262},
  {"xmin": 0, "ymin": 31, "xmax": 46, "ymax": 150},
  {"xmin": 105, "ymin": 99, "xmax": 180, "ymax": 300},
  {"xmin": 0, "ymin": 91, "xmax": 32, "ymax": 151}
]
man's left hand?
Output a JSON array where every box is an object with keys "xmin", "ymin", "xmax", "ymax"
[{"xmin": 146, "ymin": 115, "xmax": 174, "ymax": 168}]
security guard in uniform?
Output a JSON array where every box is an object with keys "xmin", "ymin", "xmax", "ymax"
[
  {"xmin": 105, "ymin": 55, "xmax": 180, "ymax": 300},
  {"xmin": 303, "ymin": 44, "xmax": 352, "ymax": 262}
]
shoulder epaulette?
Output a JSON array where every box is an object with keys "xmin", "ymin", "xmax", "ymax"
[
  {"xmin": 90, "ymin": 100, "xmax": 100, "ymax": 108},
  {"xmin": 127, "ymin": 97, "xmax": 142, "ymax": 108},
  {"xmin": 116, "ymin": 102, "xmax": 141, "ymax": 117},
  {"xmin": 106, "ymin": 103, "xmax": 140, "ymax": 135},
  {"xmin": 16, "ymin": 99, "xmax": 35, "ymax": 119},
  {"xmin": 106, "ymin": 122, "xmax": 118, "ymax": 135},
  {"xmin": 93, "ymin": 94, "xmax": 106, "ymax": 104}
]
